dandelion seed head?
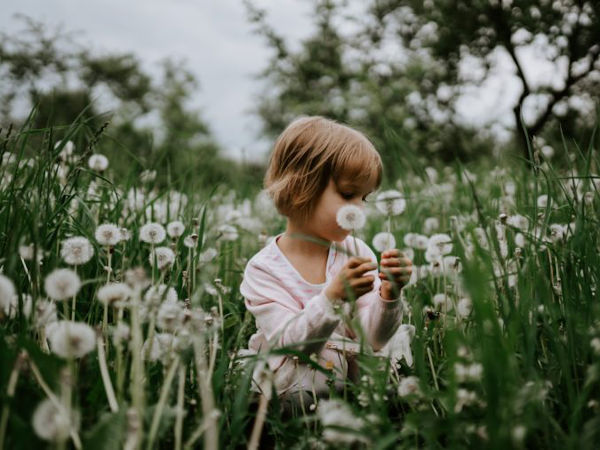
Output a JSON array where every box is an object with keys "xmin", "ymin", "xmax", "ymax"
[
  {"xmin": 97, "ymin": 283, "xmax": 132, "ymax": 307},
  {"xmin": 149, "ymin": 246, "xmax": 175, "ymax": 270},
  {"xmin": 60, "ymin": 236, "xmax": 94, "ymax": 266},
  {"xmin": 44, "ymin": 269, "xmax": 81, "ymax": 301},
  {"xmin": 217, "ymin": 224, "xmax": 239, "ymax": 241},
  {"xmin": 0, "ymin": 274, "xmax": 16, "ymax": 316},
  {"xmin": 139, "ymin": 222, "xmax": 166, "ymax": 244},
  {"xmin": 317, "ymin": 399, "xmax": 367, "ymax": 444},
  {"xmin": 398, "ymin": 376, "xmax": 421, "ymax": 397},
  {"xmin": 375, "ymin": 189, "xmax": 406, "ymax": 216},
  {"xmin": 167, "ymin": 221, "xmax": 185, "ymax": 238},
  {"xmin": 88, "ymin": 153, "xmax": 109, "ymax": 171},
  {"xmin": 372, "ymin": 232, "xmax": 396, "ymax": 252},
  {"xmin": 32, "ymin": 398, "xmax": 79, "ymax": 442},
  {"xmin": 157, "ymin": 299, "xmax": 184, "ymax": 332},
  {"xmin": 336, "ymin": 204, "xmax": 366, "ymax": 231},
  {"xmin": 95, "ymin": 223, "xmax": 121, "ymax": 246},
  {"xmin": 48, "ymin": 320, "xmax": 96, "ymax": 359},
  {"xmin": 144, "ymin": 284, "xmax": 177, "ymax": 306}
]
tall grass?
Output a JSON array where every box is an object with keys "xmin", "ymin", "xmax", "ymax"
[{"xmin": 0, "ymin": 111, "xmax": 599, "ymax": 449}]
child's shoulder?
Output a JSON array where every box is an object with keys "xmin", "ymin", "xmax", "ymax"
[{"xmin": 244, "ymin": 235, "xmax": 280, "ymax": 271}]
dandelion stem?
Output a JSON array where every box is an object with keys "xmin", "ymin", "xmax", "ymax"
[
  {"xmin": 96, "ymin": 335, "xmax": 119, "ymax": 413},
  {"xmin": 147, "ymin": 355, "xmax": 180, "ymax": 450},
  {"xmin": 174, "ymin": 364, "xmax": 186, "ymax": 450},
  {"xmin": 248, "ymin": 393, "xmax": 270, "ymax": 450},
  {"xmin": 426, "ymin": 346, "xmax": 439, "ymax": 390},
  {"xmin": 0, "ymin": 351, "xmax": 25, "ymax": 450},
  {"xmin": 192, "ymin": 335, "xmax": 219, "ymax": 450}
]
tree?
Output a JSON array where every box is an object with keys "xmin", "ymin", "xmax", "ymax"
[
  {"xmin": 245, "ymin": 0, "xmax": 498, "ymax": 182},
  {"xmin": 366, "ymin": 0, "xmax": 600, "ymax": 162}
]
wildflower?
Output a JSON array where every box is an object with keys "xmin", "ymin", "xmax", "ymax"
[
  {"xmin": 48, "ymin": 320, "xmax": 96, "ymax": 359},
  {"xmin": 95, "ymin": 223, "xmax": 121, "ymax": 246},
  {"xmin": 591, "ymin": 337, "xmax": 600, "ymax": 355},
  {"xmin": 536, "ymin": 194, "xmax": 549, "ymax": 208},
  {"xmin": 427, "ymin": 233, "xmax": 453, "ymax": 255},
  {"xmin": 217, "ymin": 224, "xmax": 239, "ymax": 241},
  {"xmin": 398, "ymin": 376, "xmax": 421, "ymax": 397},
  {"xmin": 44, "ymin": 269, "xmax": 81, "ymax": 301},
  {"xmin": 167, "ymin": 221, "xmax": 185, "ymax": 238},
  {"xmin": 88, "ymin": 153, "xmax": 109, "ymax": 171},
  {"xmin": 34, "ymin": 300, "xmax": 57, "ymax": 329},
  {"xmin": 139, "ymin": 223, "xmax": 166, "ymax": 244},
  {"xmin": 433, "ymin": 293, "xmax": 453, "ymax": 312},
  {"xmin": 183, "ymin": 235, "xmax": 197, "ymax": 248},
  {"xmin": 140, "ymin": 169, "xmax": 157, "ymax": 183},
  {"xmin": 454, "ymin": 388, "xmax": 478, "ymax": 412},
  {"xmin": 456, "ymin": 297, "xmax": 472, "ymax": 318},
  {"xmin": 144, "ymin": 284, "xmax": 177, "ymax": 306},
  {"xmin": 32, "ymin": 398, "xmax": 79, "ymax": 442},
  {"xmin": 0, "ymin": 274, "xmax": 16, "ymax": 317},
  {"xmin": 120, "ymin": 228, "xmax": 131, "ymax": 241},
  {"xmin": 149, "ymin": 246, "xmax": 175, "ymax": 270},
  {"xmin": 372, "ymin": 232, "xmax": 396, "ymax": 252},
  {"xmin": 55, "ymin": 140, "xmax": 75, "ymax": 162},
  {"xmin": 424, "ymin": 217, "xmax": 439, "ymax": 234},
  {"xmin": 454, "ymin": 362, "xmax": 483, "ymax": 382},
  {"xmin": 511, "ymin": 425, "xmax": 527, "ymax": 444},
  {"xmin": 112, "ymin": 323, "xmax": 130, "ymax": 346},
  {"xmin": 142, "ymin": 332, "xmax": 174, "ymax": 362},
  {"xmin": 60, "ymin": 236, "xmax": 94, "ymax": 266},
  {"xmin": 199, "ymin": 247, "xmax": 217, "ymax": 263},
  {"xmin": 336, "ymin": 205, "xmax": 366, "ymax": 231},
  {"xmin": 157, "ymin": 300, "xmax": 184, "ymax": 332},
  {"xmin": 317, "ymin": 399, "xmax": 367, "ymax": 445},
  {"xmin": 375, "ymin": 189, "xmax": 406, "ymax": 216},
  {"xmin": 380, "ymin": 324, "xmax": 415, "ymax": 366},
  {"xmin": 97, "ymin": 283, "xmax": 132, "ymax": 307}
]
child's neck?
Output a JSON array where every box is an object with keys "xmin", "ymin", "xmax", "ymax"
[{"xmin": 278, "ymin": 221, "xmax": 331, "ymax": 259}]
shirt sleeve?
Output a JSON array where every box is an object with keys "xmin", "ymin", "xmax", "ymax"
[
  {"xmin": 240, "ymin": 259, "xmax": 341, "ymax": 365},
  {"xmin": 353, "ymin": 238, "xmax": 404, "ymax": 352}
]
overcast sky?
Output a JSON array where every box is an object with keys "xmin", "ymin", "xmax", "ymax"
[{"xmin": 2, "ymin": 0, "xmax": 563, "ymax": 163}]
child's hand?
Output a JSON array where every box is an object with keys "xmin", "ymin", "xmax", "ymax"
[
  {"xmin": 379, "ymin": 249, "xmax": 413, "ymax": 300},
  {"xmin": 325, "ymin": 257, "xmax": 378, "ymax": 303}
]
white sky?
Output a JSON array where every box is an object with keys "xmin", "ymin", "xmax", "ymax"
[{"xmin": 1, "ymin": 0, "xmax": 563, "ymax": 163}]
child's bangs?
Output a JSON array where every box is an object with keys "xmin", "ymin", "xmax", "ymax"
[{"xmin": 332, "ymin": 141, "xmax": 382, "ymax": 190}]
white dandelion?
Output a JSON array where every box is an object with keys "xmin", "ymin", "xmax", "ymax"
[
  {"xmin": 217, "ymin": 224, "xmax": 239, "ymax": 241},
  {"xmin": 120, "ymin": 228, "xmax": 131, "ymax": 241},
  {"xmin": 88, "ymin": 153, "xmax": 109, "ymax": 171},
  {"xmin": 139, "ymin": 222, "xmax": 166, "ymax": 244},
  {"xmin": 317, "ymin": 399, "xmax": 367, "ymax": 445},
  {"xmin": 142, "ymin": 332, "xmax": 174, "ymax": 362},
  {"xmin": 157, "ymin": 300, "xmax": 184, "ymax": 332},
  {"xmin": 167, "ymin": 221, "xmax": 185, "ymax": 238},
  {"xmin": 372, "ymin": 232, "xmax": 396, "ymax": 252},
  {"xmin": 183, "ymin": 235, "xmax": 197, "ymax": 248},
  {"xmin": 144, "ymin": 284, "xmax": 178, "ymax": 306},
  {"xmin": 433, "ymin": 292, "xmax": 453, "ymax": 312},
  {"xmin": 427, "ymin": 233, "xmax": 453, "ymax": 256},
  {"xmin": 32, "ymin": 398, "xmax": 79, "ymax": 442},
  {"xmin": 44, "ymin": 269, "xmax": 81, "ymax": 301},
  {"xmin": 97, "ymin": 283, "xmax": 132, "ymax": 307},
  {"xmin": 336, "ymin": 204, "xmax": 366, "ymax": 231},
  {"xmin": 60, "ymin": 236, "xmax": 94, "ymax": 266},
  {"xmin": 375, "ymin": 189, "xmax": 406, "ymax": 216},
  {"xmin": 149, "ymin": 246, "xmax": 175, "ymax": 270},
  {"xmin": 48, "ymin": 320, "xmax": 96, "ymax": 359},
  {"xmin": 456, "ymin": 297, "xmax": 472, "ymax": 318},
  {"xmin": 0, "ymin": 274, "xmax": 16, "ymax": 316},
  {"xmin": 379, "ymin": 324, "xmax": 415, "ymax": 367},
  {"xmin": 112, "ymin": 322, "xmax": 130, "ymax": 346},
  {"xmin": 537, "ymin": 194, "xmax": 549, "ymax": 208},
  {"xmin": 398, "ymin": 376, "xmax": 421, "ymax": 397},
  {"xmin": 199, "ymin": 247, "xmax": 217, "ymax": 262},
  {"xmin": 95, "ymin": 223, "xmax": 121, "ymax": 246},
  {"xmin": 55, "ymin": 140, "xmax": 75, "ymax": 162}
]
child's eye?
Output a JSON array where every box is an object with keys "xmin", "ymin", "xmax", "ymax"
[{"xmin": 341, "ymin": 192, "xmax": 355, "ymax": 200}]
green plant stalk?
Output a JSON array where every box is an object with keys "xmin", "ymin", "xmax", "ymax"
[
  {"xmin": 0, "ymin": 352, "xmax": 24, "ymax": 450},
  {"xmin": 96, "ymin": 335, "xmax": 118, "ymax": 412},
  {"xmin": 146, "ymin": 355, "xmax": 180, "ymax": 450},
  {"xmin": 174, "ymin": 363, "xmax": 186, "ymax": 450}
]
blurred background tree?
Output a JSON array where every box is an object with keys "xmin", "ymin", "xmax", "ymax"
[
  {"xmin": 245, "ymin": 0, "xmax": 600, "ymax": 175},
  {"xmin": 0, "ymin": 15, "xmax": 261, "ymax": 190}
]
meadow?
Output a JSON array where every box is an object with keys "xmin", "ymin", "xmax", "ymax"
[{"xmin": 0, "ymin": 116, "xmax": 599, "ymax": 449}]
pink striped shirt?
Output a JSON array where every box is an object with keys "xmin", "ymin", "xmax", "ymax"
[{"xmin": 239, "ymin": 232, "xmax": 403, "ymax": 396}]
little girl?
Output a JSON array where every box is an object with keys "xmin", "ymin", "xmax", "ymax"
[{"xmin": 240, "ymin": 116, "xmax": 413, "ymax": 413}]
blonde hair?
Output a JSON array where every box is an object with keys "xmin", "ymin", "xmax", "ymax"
[{"xmin": 264, "ymin": 115, "xmax": 383, "ymax": 224}]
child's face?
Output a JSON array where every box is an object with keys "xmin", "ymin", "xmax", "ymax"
[{"xmin": 302, "ymin": 176, "xmax": 375, "ymax": 242}]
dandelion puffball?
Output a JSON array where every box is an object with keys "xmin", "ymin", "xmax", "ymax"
[
  {"xmin": 217, "ymin": 224, "xmax": 239, "ymax": 241},
  {"xmin": 44, "ymin": 269, "xmax": 81, "ymax": 301},
  {"xmin": 95, "ymin": 223, "xmax": 121, "ymax": 246},
  {"xmin": 47, "ymin": 320, "xmax": 96, "ymax": 359},
  {"xmin": 398, "ymin": 376, "xmax": 421, "ymax": 397},
  {"xmin": 139, "ymin": 222, "xmax": 166, "ymax": 244},
  {"xmin": 0, "ymin": 274, "xmax": 16, "ymax": 316},
  {"xmin": 149, "ymin": 246, "xmax": 175, "ymax": 270},
  {"xmin": 88, "ymin": 153, "xmax": 109, "ymax": 171},
  {"xmin": 372, "ymin": 232, "xmax": 396, "ymax": 252},
  {"xmin": 167, "ymin": 221, "xmax": 185, "ymax": 238},
  {"xmin": 32, "ymin": 398, "xmax": 79, "ymax": 442},
  {"xmin": 60, "ymin": 236, "xmax": 94, "ymax": 266},
  {"xmin": 336, "ymin": 204, "xmax": 366, "ymax": 231},
  {"xmin": 375, "ymin": 190, "xmax": 406, "ymax": 216},
  {"xmin": 97, "ymin": 282, "xmax": 132, "ymax": 307},
  {"xmin": 144, "ymin": 284, "xmax": 178, "ymax": 306}
]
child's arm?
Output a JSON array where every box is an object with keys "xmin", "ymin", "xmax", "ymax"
[
  {"xmin": 240, "ymin": 260, "xmax": 341, "ymax": 362},
  {"xmin": 354, "ymin": 240, "xmax": 404, "ymax": 352}
]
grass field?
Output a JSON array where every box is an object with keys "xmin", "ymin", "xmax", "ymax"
[{"xmin": 1, "ymin": 115, "xmax": 599, "ymax": 449}]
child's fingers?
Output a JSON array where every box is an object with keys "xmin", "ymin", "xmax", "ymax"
[
  {"xmin": 347, "ymin": 257, "xmax": 371, "ymax": 268},
  {"xmin": 382, "ymin": 249, "xmax": 402, "ymax": 258},
  {"xmin": 351, "ymin": 261, "xmax": 377, "ymax": 276},
  {"xmin": 381, "ymin": 257, "xmax": 412, "ymax": 267}
]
